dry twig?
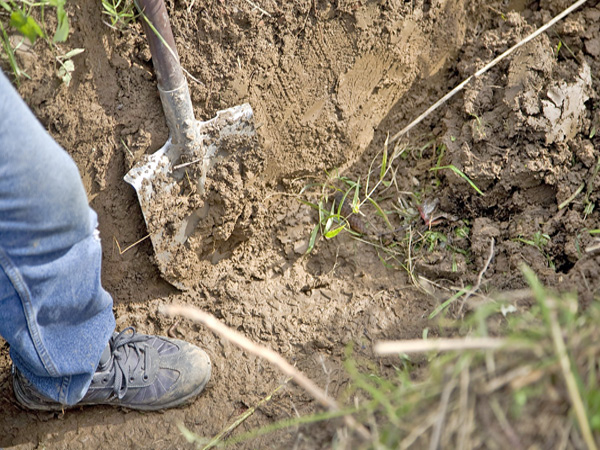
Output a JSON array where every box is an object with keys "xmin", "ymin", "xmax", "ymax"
[
  {"xmin": 160, "ymin": 303, "xmax": 371, "ymax": 441},
  {"xmin": 389, "ymin": 0, "xmax": 590, "ymax": 144},
  {"xmin": 429, "ymin": 378, "xmax": 457, "ymax": 450},
  {"xmin": 201, "ymin": 380, "xmax": 290, "ymax": 450},
  {"xmin": 242, "ymin": 0, "xmax": 272, "ymax": 17},
  {"xmin": 113, "ymin": 234, "xmax": 151, "ymax": 255},
  {"xmin": 459, "ymin": 237, "xmax": 495, "ymax": 315},
  {"xmin": 374, "ymin": 337, "xmax": 508, "ymax": 355}
]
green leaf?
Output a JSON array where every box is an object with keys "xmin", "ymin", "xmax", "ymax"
[
  {"xmin": 325, "ymin": 225, "xmax": 345, "ymax": 239},
  {"xmin": 0, "ymin": 20, "xmax": 29, "ymax": 83},
  {"xmin": 297, "ymin": 199, "xmax": 319, "ymax": 211},
  {"xmin": 324, "ymin": 215, "xmax": 334, "ymax": 233},
  {"xmin": 367, "ymin": 197, "xmax": 394, "ymax": 230},
  {"xmin": 430, "ymin": 165, "xmax": 484, "ymax": 196},
  {"xmin": 10, "ymin": 10, "xmax": 44, "ymax": 44},
  {"xmin": 306, "ymin": 223, "xmax": 319, "ymax": 254},
  {"xmin": 53, "ymin": 5, "xmax": 69, "ymax": 43},
  {"xmin": 428, "ymin": 287, "xmax": 469, "ymax": 319},
  {"xmin": 0, "ymin": 2, "xmax": 12, "ymax": 13},
  {"xmin": 352, "ymin": 181, "xmax": 360, "ymax": 213},
  {"xmin": 57, "ymin": 65, "xmax": 72, "ymax": 85},
  {"xmin": 60, "ymin": 48, "xmax": 85, "ymax": 60},
  {"xmin": 62, "ymin": 59, "xmax": 74, "ymax": 72},
  {"xmin": 380, "ymin": 134, "xmax": 389, "ymax": 181}
]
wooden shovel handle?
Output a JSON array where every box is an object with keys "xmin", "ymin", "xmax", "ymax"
[{"xmin": 137, "ymin": 0, "xmax": 185, "ymax": 91}]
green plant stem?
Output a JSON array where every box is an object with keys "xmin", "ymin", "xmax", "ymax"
[
  {"xmin": 430, "ymin": 165, "xmax": 484, "ymax": 196},
  {"xmin": 523, "ymin": 265, "xmax": 596, "ymax": 449}
]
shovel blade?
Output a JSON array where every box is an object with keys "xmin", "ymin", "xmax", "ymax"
[{"xmin": 124, "ymin": 103, "xmax": 256, "ymax": 289}]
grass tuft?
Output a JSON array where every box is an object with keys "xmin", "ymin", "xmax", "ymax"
[{"xmin": 179, "ymin": 268, "xmax": 600, "ymax": 448}]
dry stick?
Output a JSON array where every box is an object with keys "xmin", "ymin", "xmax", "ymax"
[
  {"xmin": 400, "ymin": 411, "xmax": 439, "ymax": 450},
  {"xmin": 202, "ymin": 380, "xmax": 290, "ymax": 450},
  {"xmin": 429, "ymin": 378, "xmax": 457, "ymax": 450},
  {"xmin": 388, "ymin": 0, "xmax": 590, "ymax": 144},
  {"xmin": 489, "ymin": 397, "xmax": 524, "ymax": 449},
  {"xmin": 113, "ymin": 234, "xmax": 151, "ymax": 255},
  {"xmin": 172, "ymin": 157, "xmax": 202, "ymax": 170},
  {"xmin": 242, "ymin": 0, "xmax": 273, "ymax": 17},
  {"xmin": 458, "ymin": 237, "xmax": 495, "ymax": 315},
  {"xmin": 374, "ymin": 337, "xmax": 507, "ymax": 355},
  {"xmin": 457, "ymin": 364, "xmax": 472, "ymax": 450},
  {"xmin": 548, "ymin": 307, "xmax": 598, "ymax": 450},
  {"xmin": 160, "ymin": 304, "xmax": 372, "ymax": 441}
]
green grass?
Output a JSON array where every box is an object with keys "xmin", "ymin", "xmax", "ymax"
[
  {"xmin": 101, "ymin": 0, "xmax": 136, "ymax": 30},
  {"xmin": 300, "ymin": 138, "xmax": 476, "ymax": 292},
  {"xmin": 0, "ymin": 0, "xmax": 70, "ymax": 44},
  {"xmin": 0, "ymin": 20, "xmax": 27, "ymax": 83},
  {"xmin": 0, "ymin": 0, "xmax": 73, "ymax": 82},
  {"xmin": 175, "ymin": 267, "xmax": 600, "ymax": 448},
  {"xmin": 429, "ymin": 165, "xmax": 484, "ymax": 196},
  {"xmin": 515, "ymin": 231, "xmax": 555, "ymax": 269}
]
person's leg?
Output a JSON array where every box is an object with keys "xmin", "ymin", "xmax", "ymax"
[
  {"xmin": 0, "ymin": 70, "xmax": 211, "ymax": 411},
  {"xmin": 0, "ymin": 70, "xmax": 115, "ymax": 405}
]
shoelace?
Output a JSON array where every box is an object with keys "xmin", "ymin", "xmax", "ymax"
[{"xmin": 108, "ymin": 327, "xmax": 150, "ymax": 399}]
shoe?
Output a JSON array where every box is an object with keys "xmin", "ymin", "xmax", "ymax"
[{"xmin": 13, "ymin": 327, "xmax": 211, "ymax": 411}]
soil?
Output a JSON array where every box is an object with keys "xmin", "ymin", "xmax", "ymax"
[{"xmin": 1, "ymin": 0, "xmax": 600, "ymax": 448}]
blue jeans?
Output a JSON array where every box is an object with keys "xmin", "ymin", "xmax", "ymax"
[{"xmin": 0, "ymin": 70, "xmax": 115, "ymax": 405}]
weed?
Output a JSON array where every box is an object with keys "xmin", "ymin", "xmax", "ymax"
[
  {"xmin": 0, "ymin": 0, "xmax": 69, "ymax": 43},
  {"xmin": 555, "ymin": 39, "xmax": 562, "ymax": 57},
  {"xmin": 0, "ymin": 0, "xmax": 74, "ymax": 82},
  {"xmin": 429, "ymin": 164, "xmax": 484, "ymax": 196},
  {"xmin": 180, "ymin": 267, "xmax": 600, "ymax": 448},
  {"xmin": 301, "ymin": 136, "xmax": 478, "ymax": 294},
  {"xmin": 515, "ymin": 230, "xmax": 550, "ymax": 251},
  {"xmin": 515, "ymin": 231, "xmax": 555, "ymax": 269},
  {"xmin": 0, "ymin": 20, "xmax": 27, "ymax": 82},
  {"xmin": 55, "ymin": 46, "xmax": 83, "ymax": 85},
  {"xmin": 101, "ymin": 0, "xmax": 137, "ymax": 30},
  {"xmin": 302, "ymin": 137, "xmax": 407, "ymax": 253},
  {"xmin": 583, "ymin": 156, "xmax": 600, "ymax": 220},
  {"xmin": 469, "ymin": 112, "xmax": 486, "ymax": 139}
]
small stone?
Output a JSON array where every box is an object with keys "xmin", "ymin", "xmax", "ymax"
[{"xmin": 293, "ymin": 239, "xmax": 308, "ymax": 254}]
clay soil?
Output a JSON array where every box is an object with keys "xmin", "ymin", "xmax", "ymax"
[{"xmin": 1, "ymin": 0, "xmax": 600, "ymax": 448}]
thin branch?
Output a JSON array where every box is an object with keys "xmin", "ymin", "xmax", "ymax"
[
  {"xmin": 374, "ymin": 337, "xmax": 508, "ymax": 355},
  {"xmin": 242, "ymin": 0, "xmax": 273, "ymax": 17},
  {"xmin": 458, "ymin": 237, "xmax": 495, "ymax": 314},
  {"xmin": 489, "ymin": 397, "xmax": 523, "ymax": 449},
  {"xmin": 173, "ymin": 157, "xmax": 202, "ymax": 170},
  {"xmin": 201, "ymin": 380, "xmax": 290, "ymax": 450},
  {"xmin": 389, "ymin": 0, "xmax": 590, "ymax": 144},
  {"xmin": 429, "ymin": 378, "xmax": 456, "ymax": 450},
  {"xmin": 113, "ymin": 234, "xmax": 151, "ymax": 255},
  {"xmin": 160, "ymin": 304, "xmax": 371, "ymax": 441}
]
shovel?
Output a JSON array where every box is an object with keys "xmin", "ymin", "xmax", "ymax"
[{"xmin": 124, "ymin": 0, "xmax": 256, "ymax": 289}]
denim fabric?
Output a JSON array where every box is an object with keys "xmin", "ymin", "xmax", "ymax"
[{"xmin": 0, "ymin": 70, "xmax": 115, "ymax": 405}]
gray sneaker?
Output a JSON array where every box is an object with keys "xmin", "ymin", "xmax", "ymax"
[{"xmin": 13, "ymin": 327, "xmax": 211, "ymax": 411}]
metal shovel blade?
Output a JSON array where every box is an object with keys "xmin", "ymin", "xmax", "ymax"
[{"xmin": 124, "ymin": 103, "xmax": 256, "ymax": 289}]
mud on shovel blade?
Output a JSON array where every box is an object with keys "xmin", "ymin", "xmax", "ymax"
[{"xmin": 124, "ymin": 0, "xmax": 256, "ymax": 289}]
